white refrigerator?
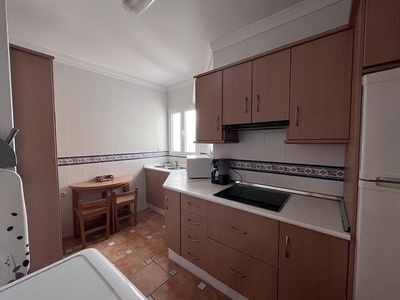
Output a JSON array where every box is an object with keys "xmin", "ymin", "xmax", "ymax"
[{"xmin": 355, "ymin": 68, "xmax": 400, "ymax": 300}]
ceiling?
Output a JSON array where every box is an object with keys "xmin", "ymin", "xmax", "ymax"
[{"xmin": 6, "ymin": 0, "xmax": 304, "ymax": 88}]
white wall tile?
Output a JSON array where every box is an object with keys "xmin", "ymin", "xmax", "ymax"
[
  {"xmin": 285, "ymin": 143, "xmax": 310, "ymax": 164},
  {"xmin": 284, "ymin": 175, "xmax": 309, "ymax": 192},
  {"xmin": 83, "ymin": 70, "xmax": 100, "ymax": 155},
  {"xmin": 231, "ymin": 131, "xmax": 264, "ymax": 161},
  {"xmin": 66, "ymin": 66, "xmax": 85, "ymax": 156},
  {"xmin": 264, "ymin": 129, "xmax": 286, "ymax": 162},
  {"xmin": 264, "ymin": 173, "xmax": 285, "ymax": 187},
  {"xmin": 213, "ymin": 144, "xmax": 231, "ymax": 159},
  {"xmin": 308, "ymin": 178, "xmax": 343, "ymax": 197},
  {"xmin": 309, "ymin": 144, "xmax": 345, "ymax": 167}
]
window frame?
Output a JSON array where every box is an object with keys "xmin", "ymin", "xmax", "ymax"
[{"xmin": 169, "ymin": 105, "xmax": 197, "ymax": 156}]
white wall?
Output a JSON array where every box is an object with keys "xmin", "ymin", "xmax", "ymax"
[
  {"xmin": 54, "ymin": 62, "xmax": 169, "ymax": 238},
  {"xmin": 212, "ymin": 0, "xmax": 350, "ymax": 197},
  {"xmin": 0, "ymin": 0, "xmax": 12, "ymax": 140}
]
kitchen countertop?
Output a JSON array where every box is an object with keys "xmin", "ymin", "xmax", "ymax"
[{"xmin": 163, "ymin": 170, "xmax": 350, "ymax": 241}]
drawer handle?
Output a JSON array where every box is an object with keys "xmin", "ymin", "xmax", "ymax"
[
  {"xmin": 244, "ymin": 97, "xmax": 248, "ymax": 113},
  {"xmin": 285, "ymin": 235, "xmax": 290, "ymax": 258},
  {"xmin": 230, "ymin": 225, "xmax": 247, "ymax": 234},
  {"xmin": 187, "ymin": 219, "xmax": 200, "ymax": 226},
  {"xmin": 229, "ymin": 267, "xmax": 246, "ymax": 278},
  {"xmin": 188, "ymin": 251, "xmax": 200, "ymax": 261},
  {"xmin": 187, "ymin": 202, "xmax": 200, "ymax": 208},
  {"xmin": 188, "ymin": 235, "xmax": 200, "ymax": 243},
  {"xmin": 216, "ymin": 116, "xmax": 220, "ymax": 131},
  {"xmin": 165, "ymin": 197, "xmax": 168, "ymax": 210},
  {"xmin": 256, "ymin": 94, "xmax": 260, "ymax": 112}
]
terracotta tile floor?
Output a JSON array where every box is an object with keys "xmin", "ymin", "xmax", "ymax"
[{"xmin": 63, "ymin": 209, "xmax": 229, "ymax": 300}]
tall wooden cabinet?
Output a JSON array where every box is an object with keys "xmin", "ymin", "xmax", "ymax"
[
  {"xmin": 364, "ymin": 0, "xmax": 400, "ymax": 68},
  {"xmin": 288, "ymin": 30, "xmax": 353, "ymax": 141},
  {"xmin": 278, "ymin": 223, "xmax": 349, "ymax": 300},
  {"xmin": 9, "ymin": 45, "xmax": 62, "ymax": 272}
]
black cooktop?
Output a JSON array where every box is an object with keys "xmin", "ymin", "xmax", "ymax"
[{"xmin": 213, "ymin": 185, "xmax": 291, "ymax": 212}]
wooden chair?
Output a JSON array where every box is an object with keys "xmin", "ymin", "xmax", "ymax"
[
  {"xmin": 73, "ymin": 196, "xmax": 111, "ymax": 248},
  {"xmin": 113, "ymin": 187, "xmax": 138, "ymax": 232}
]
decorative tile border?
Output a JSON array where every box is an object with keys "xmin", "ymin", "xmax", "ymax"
[
  {"xmin": 230, "ymin": 159, "xmax": 344, "ymax": 181},
  {"xmin": 58, "ymin": 151, "xmax": 169, "ymax": 166}
]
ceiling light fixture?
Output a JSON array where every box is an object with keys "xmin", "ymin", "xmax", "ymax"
[{"xmin": 122, "ymin": 0, "xmax": 156, "ymax": 17}]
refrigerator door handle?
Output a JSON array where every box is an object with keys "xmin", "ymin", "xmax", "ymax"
[{"xmin": 376, "ymin": 177, "xmax": 400, "ymax": 189}]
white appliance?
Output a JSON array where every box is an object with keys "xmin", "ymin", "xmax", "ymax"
[
  {"xmin": 354, "ymin": 68, "xmax": 400, "ymax": 300},
  {"xmin": 186, "ymin": 155, "xmax": 211, "ymax": 179},
  {"xmin": 0, "ymin": 249, "xmax": 146, "ymax": 299}
]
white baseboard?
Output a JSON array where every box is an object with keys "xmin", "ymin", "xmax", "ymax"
[{"xmin": 146, "ymin": 203, "xmax": 165, "ymax": 216}]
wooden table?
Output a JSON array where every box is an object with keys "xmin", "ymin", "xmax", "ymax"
[{"xmin": 69, "ymin": 176, "xmax": 132, "ymax": 237}]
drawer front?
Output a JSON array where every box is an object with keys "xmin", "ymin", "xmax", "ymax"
[
  {"xmin": 208, "ymin": 238, "xmax": 277, "ymax": 300},
  {"xmin": 182, "ymin": 240, "xmax": 207, "ymax": 270},
  {"xmin": 181, "ymin": 225, "xmax": 207, "ymax": 252},
  {"xmin": 181, "ymin": 194, "xmax": 207, "ymax": 217},
  {"xmin": 208, "ymin": 202, "xmax": 279, "ymax": 267},
  {"xmin": 181, "ymin": 209, "xmax": 207, "ymax": 233}
]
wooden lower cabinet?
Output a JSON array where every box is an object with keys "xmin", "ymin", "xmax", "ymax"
[
  {"xmin": 164, "ymin": 189, "xmax": 180, "ymax": 254},
  {"xmin": 146, "ymin": 169, "xmax": 168, "ymax": 209},
  {"xmin": 278, "ymin": 223, "xmax": 349, "ymax": 300},
  {"xmin": 208, "ymin": 238, "xmax": 278, "ymax": 300},
  {"xmin": 207, "ymin": 202, "xmax": 279, "ymax": 267}
]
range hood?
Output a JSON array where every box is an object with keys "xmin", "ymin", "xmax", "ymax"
[{"xmin": 222, "ymin": 120, "xmax": 289, "ymax": 131}]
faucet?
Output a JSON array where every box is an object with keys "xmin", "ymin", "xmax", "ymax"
[{"xmin": 175, "ymin": 160, "xmax": 178, "ymax": 168}]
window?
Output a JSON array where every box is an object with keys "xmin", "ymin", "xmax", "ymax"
[{"xmin": 169, "ymin": 106, "xmax": 196, "ymax": 155}]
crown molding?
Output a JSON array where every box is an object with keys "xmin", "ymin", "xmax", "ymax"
[
  {"xmin": 210, "ymin": 0, "xmax": 344, "ymax": 53},
  {"xmin": 9, "ymin": 38, "xmax": 168, "ymax": 92},
  {"xmin": 167, "ymin": 78, "xmax": 193, "ymax": 92}
]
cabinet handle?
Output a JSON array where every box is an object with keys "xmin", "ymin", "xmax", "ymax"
[
  {"xmin": 216, "ymin": 116, "xmax": 220, "ymax": 131},
  {"xmin": 256, "ymin": 94, "xmax": 260, "ymax": 112},
  {"xmin": 187, "ymin": 251, "xmax": 200, "ymax": 261},
  {"xmin": 244, "ymin": 97, "xmax": 248, "ymax": 113},
  {"xmin": 229, "ymin": 267, "xmax": 247, "ymax": 278},
  {"xmin": 295, "ymin": 106, "xmax": 299, "ymax": 127},
  {"xmin": 157, "ymin": 176, "xmax": 160, "ymax": 184},
  {"xmin": 230, "ymin": 225, "xmax": 247, "ymax": 234},
  {"xmin": 285, "ymin": 235, "xmax": 290, "ymax": 258},
  {"xmin": 154, "ymin": 175, "xmax": 157, "ymax": 183},
  {"xmin": 187, "ymin": 201, "xmax": 200, "ymax": 208},
  {"xmin": 188, "ymin": 235, "xmax": 200, "ymax": 243},
  {"xmin": 187, "ymin": 219, "xmax": 200, "ymax": 225},
  {"xmin": 165, "ymin": 197, "xmax": 168, "ymax": 210}
]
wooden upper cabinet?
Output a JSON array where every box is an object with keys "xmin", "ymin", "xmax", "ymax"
[
  {"xmin": 252, "ymin": 49, "xmax": 290, "ymax": 123},
  {"xmin": 195, "ymin": 71, "xmax": 238, "ymax": 143},
  {"xmin": 288, "ymin": 29, "xmax": 353, "ymax": 141},
  {"xmin": 223, "ymin": 62, "xmax": 252, "ymax": 125},
  {"xmin": 364, "ymin": 0, "xmax": 400, "ymax": 68},
  {"xmin": 278, "ymin": 223, "xmax": 349, "ymax": 300}
]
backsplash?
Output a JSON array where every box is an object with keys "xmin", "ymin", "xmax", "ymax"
[
  {"xmin": 58, "ymin": 151, "xmax": 169, "ymax": 166},
  {"xmin": 230, "ymin": 159, "xmax": 344, "ymax": 181},
  {"xmin": 213, "ymin": 129, "xmax": 345, "ymax": 196}
]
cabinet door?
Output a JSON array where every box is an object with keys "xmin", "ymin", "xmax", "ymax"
[
  {"xmin": 364, "ymin": 0, "xmax": 400, "ymax": 67},
  {"xmin": 223, "ymin": 62, "xmax": 252, "ymax": 125},
  {"xmin": 195, "ymin": 71, "xmax": 223, "ymax": 141},
  {"xmin": 252, "ymin": 50, "xmax": 290, "ymax": 123},
  {"xmin": 288, "ymin": 30, "xmax": 353, "ymax": 141},
  {"xmin": 278, "ymin": 223, "xmax": 349, "ymax": 300},
  {"xmin": 145, "ymin": 169, "xmax": 157, "ymax": 206},
  {"xmin": 164, "ymin": 189, "xmax": 180, "ymax": 255}
]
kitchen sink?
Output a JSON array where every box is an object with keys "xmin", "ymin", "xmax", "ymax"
[{"xmin": 155, "ymin": 163, "xmax": 186, "ymax": 170}]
